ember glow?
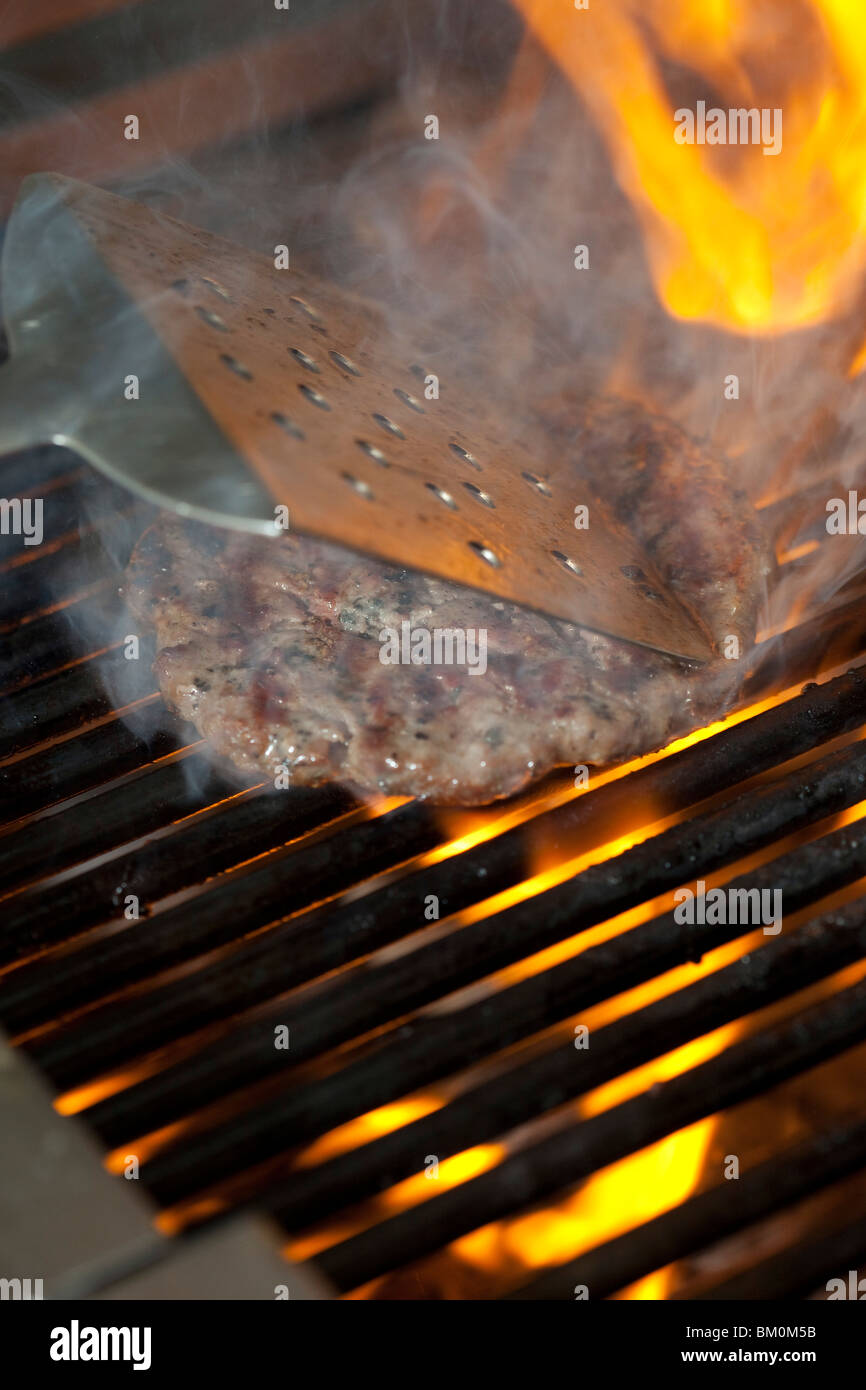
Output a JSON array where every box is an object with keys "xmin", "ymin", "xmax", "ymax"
[{"xmin": 513, "ymin": 0, "xmax": 866, "ymax": 331}]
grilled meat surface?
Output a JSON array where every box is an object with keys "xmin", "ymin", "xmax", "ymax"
[{"xmin": 124, "ymin": 399, "xmax": 770, "ymax": 803}]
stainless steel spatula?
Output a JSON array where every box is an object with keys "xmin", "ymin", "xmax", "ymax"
[{"xmin": 0, "ymin": 173, "xmax": 712, "ymax": 660}]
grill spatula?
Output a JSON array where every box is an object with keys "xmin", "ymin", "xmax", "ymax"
[{"xmin": 0, "ymin": 173, "xmax": 712, "ymax": 661}]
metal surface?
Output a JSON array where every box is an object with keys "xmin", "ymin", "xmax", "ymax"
[
  {"xmin": 0, "ymin": 172, "xmax": 712, "ymax": 659},
  {"xmin": 0, "ymin": 1029, "xmax": 330, "ymax": 1300},
  {"xmin": 93, "ymin": 1216, "xmax": 332, "ymax": 1301},
  {"xmin": 0, "ymin": 1030, "xmax": 160, "ymax": 1297}
]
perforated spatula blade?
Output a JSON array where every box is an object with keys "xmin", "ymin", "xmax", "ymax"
[{"xmin": 0, "ymin": 173, "xmax": 713, "ymax": 661}]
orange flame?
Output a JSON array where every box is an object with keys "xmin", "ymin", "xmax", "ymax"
[{"xmin": 512, "ymin": 0, "xmax": 866, "ymax": 332}]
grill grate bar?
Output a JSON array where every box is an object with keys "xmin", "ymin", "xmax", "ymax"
[
  {"xmin": 3, "ymin": 800, "xmax": 436, "ymax": 1017},
  {"xmin": 27, "ymin": 732, "xmax": 866, "ymax": 1123},
  {"xmin": 9, "ymin": 670, "xmax": 866, "ymax": 1062},
  {"xmin": 54, "ymin": 826, "xmax": 534, "ymax": 1134},
  {"xmin": 0, "ymin": 589, "xmax": 128, "ymax": 694},
  {"xmin": 0, "ymin": 530, "xmax": 125, "ymax": 631},
  {"xmin": 0, "ymin": 756, "xmax": 234, "ymax": 901},
  {"xmin": 0, "ymin": 648, "xmax": 155, "ymax": 764},
  {"xmin": 251, "ymin": 819, "xmax": 866, "ymax": 1235},
  {"xmin": 128, "ymin": 804, "xmax": 866, "ymax": 1207},
  {"xmin": 0, "ymin": 782, "xmax": 362, "ymax": 973},
  {"xmin": 505, "ymin": 1113, "xmax": 866, "ymax": 1300},
  {"xmin": 78, "ymin": 812, "xmax": 866, "ymax": 1153},
  {"xmin": 311, "ymin": 945, "xmax": 866, "ymax": 1293},
  {"xmin": 0, "ymin": 473, "xmax": 132, "ymax": 552},
  {"xmin": 0, "ymin": 499, "xmax": 151, "ymax": 585},
  {"xmin": 689, "ymin": 1213, "xmax": 866, "ymax": 1301},
  {"xmin": 0, "ymin": 702, "xmax": 192, "ymax": 848}
]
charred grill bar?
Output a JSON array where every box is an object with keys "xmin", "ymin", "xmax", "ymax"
[
  {"xmin": 23, "ymin": 747, "xmax": 866, "ymax": 1117},
  {"xmin": 314, "ymin": 961, "xmax": 866, "ymax": 1293},
  {"xmin": 511, "ymin": 1113, "xmax": 866, "ymax": 1300},
  {"xmin": 8, "ymin": 684, "xmax": 866, "ymax": 1100}
]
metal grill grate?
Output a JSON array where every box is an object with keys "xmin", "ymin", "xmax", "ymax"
[{"xmin": 4, "ymin": 447, "xmax": 866, "ymax": 1299}]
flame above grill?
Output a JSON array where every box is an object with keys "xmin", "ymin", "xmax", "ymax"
[{"xmin": 514, "ymin": 0, "xmax": 866, "ymax": 333}]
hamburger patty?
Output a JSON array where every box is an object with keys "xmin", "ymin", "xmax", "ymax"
[{"xmin": 123, "ymin": 399, "xmax": 770, "ymax": 803}]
